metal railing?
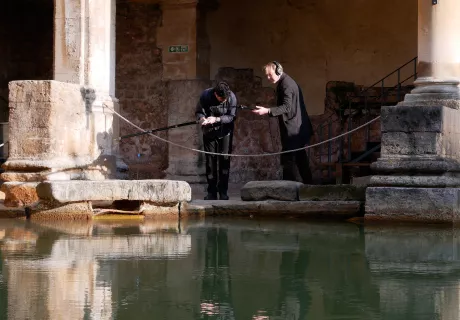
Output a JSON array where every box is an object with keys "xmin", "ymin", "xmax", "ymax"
[{"xmin": 317, "ymin": 56, "xmax": 418, "ymax": 181}]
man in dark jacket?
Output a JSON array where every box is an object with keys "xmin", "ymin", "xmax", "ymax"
[
  {"xmin": 196, "ymin": 81, "xmax": 237, "ymax": 200},
  {"xmin": 253, "ymin": 61, "xmax": 313, "ymax": 184}
]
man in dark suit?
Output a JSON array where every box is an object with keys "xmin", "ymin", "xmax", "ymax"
[
  {"xmin": 252, "ymin": 61, "xmax": 313, "ymax": 184},
  {"xmin": 196, "ymin": 82, "xmax": 238, "ymax": 200}
]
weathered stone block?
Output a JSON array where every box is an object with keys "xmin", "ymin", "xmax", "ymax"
[
  {"xmin": 2, "ymin": 170, "xmax": 111, "ymax": 183},
  {"xmin": 241, "ymin": 180, "xmax": 303, "ymax": 201},
  {"xmin": 141, "ymin": 201, "xmax": 180, "ymax": 217},
  {"xmin": 36, "ymin": 180, "xmax": 191, "ymax": 203},
  {"xmin": 28, "ymin": 201, "xmax": 93, "ymax": 220},
  {"xmin": 299, "ymin": 184, "xmax": 366, "ymax": 201},
  {"xmin": 381, "ymin": 105, "xmax": 444, "ymax": 133},
  {"xmin": 6, "ymin": 80, "xmax": 93, "ymax": 170},
  {"xmin": 1, "ymin": 182, "xmax": 40, "ymax": 207},
  {"xmin": 181, "ymin": 200, "xmax": 361, "ymax": 218},
  {"xmin": 371, "ymin": 158, "xmax": 460, "ymax": 174},
  {"xmin": 370, "ymin": 175, "xmax": 460, "ymax": 188},
  {"xmin": 381, "ymin": 131, "xmax": 441, "ymax": 156},
  {"xmin": 365, "ymin": 187, "xmax": 460, "ymax": 222},
  {"xmin": 9, "ymin": 80, "xmax": 83, "ymax": 104},
  {"xmin": 379, "ymin": 105, "xmax": 460, "ymax": 159}
]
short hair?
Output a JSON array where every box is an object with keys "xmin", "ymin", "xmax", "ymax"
[
  {"xmin": 263, "ymin": 62, "xmax": 283, "ymax": 74},
  {"xmin": 214, "ymin": 81, "xmax": 231, "ymax": 99}
]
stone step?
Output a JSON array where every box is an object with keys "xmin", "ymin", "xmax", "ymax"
[
  {"xmin": 35, "ymin": 180, "xmax": 191, "ymax": 203},
  {"xmin": 240, "ymin": 180, "xmax": 366, "ymax": 202},
  {"xmin": 1, "ymin": 180, "xmax": 192, "ymax": 207},
  {"xmin": 182, "ymin": 200, "xmax": 362, "ymax": 219},
  {"xmin": 299, "ymin": 184, "xmax": 366, "ymax": 201},
  {"xmin": 241, "ymin": 181, "xmax": 303, "ymax": 201}
]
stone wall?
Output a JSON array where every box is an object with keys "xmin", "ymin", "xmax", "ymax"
[
  {"xmin": 207, "ymin": 0, "xmax": 417, "ymax": 115},
  {"xmin": 115, "ymin": 1, "xmax": 168, "ymax": 179}
]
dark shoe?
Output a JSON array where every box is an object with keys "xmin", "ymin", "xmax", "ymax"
[
  {"xmin": 219, "ymin": 192, "xmax": 229, "ymax": 200},
  {"xmin": 204, "ymin": 193, "xmax": 217, "ymax": 200}
]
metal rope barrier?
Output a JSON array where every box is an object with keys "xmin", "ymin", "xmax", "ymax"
[{"xmin": 107, "ymin": 104, "xmax": 380, "ymax": 157}]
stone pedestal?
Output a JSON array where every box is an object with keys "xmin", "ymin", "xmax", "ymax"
[
  {"xmin": 2, "ymin": 81, "xmax": 116, "ymax": 182},
  {"xmin": 365, "ymin": 100, "xmax": 460, "ymax": 222},
  {"xmin": 365, "ymin": 0, "xmax": 460, "ymax": 223}
]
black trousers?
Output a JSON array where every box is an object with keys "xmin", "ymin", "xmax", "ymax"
[
  {"xmin": 203, "ymin": 133, "xmax": 233, "ymax": 194},
  {"xmin": 280, "ymin": 149, "xmax": 313, "ymax": 184}
]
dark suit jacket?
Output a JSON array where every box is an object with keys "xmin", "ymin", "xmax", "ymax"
[
  {"xmin": 269, "ymin": 73, "xmax": 314, "ymax": 150},
  {"xmin": 195, "ymin": 88, "xmax": 237, "ymax": 139}
]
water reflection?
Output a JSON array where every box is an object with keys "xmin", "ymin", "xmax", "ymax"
[{"xmin": 0, "ymin": 219, "xmax": 458, "ymax": 319}]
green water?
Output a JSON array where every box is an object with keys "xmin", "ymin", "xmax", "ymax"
[{"xmin": 0, "ymin": 218, "xmax": 458, "ymax": 320}]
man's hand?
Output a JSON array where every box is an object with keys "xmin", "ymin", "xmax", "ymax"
[
  {"xmin": 201, "ymin": 116, "xmax": 219, "ymax": 126},
  {"xmin": 252, "ymin": 106, "xmax": 269, "ymax": 116}
]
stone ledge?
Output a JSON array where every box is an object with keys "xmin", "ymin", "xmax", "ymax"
[
  {"xmin": 299, "ymin": 185, "xmax": 366, "ymax": 201},
  {"xmin": 371, "ymin": 158, "xmax": 460, "ymax": 173},
  {"xmin": 365, "ymin": 187, "xmax": 460, "ymax": 222},
  {"xmin": 370, "ymin": 175, "xmax": 460, "ymax": 187},
  {"xmin": 36, "ymin": 180, "xmax": 191, "ymax": 203},
  {"xmin": 181, "ymin": 200, "xmax": 362, "ymax": 218},
  {"xmin": 241, "ymin": 180, "xmax": 303, "ymax": 201}
]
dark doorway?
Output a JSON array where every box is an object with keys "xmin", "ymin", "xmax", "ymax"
[{"xmin": 0, "ymin": 0, "xmax": 54, "ymax": 121}]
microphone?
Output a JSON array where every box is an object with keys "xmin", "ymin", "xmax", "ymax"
[{"xmin": 237, "ymin": 105, "xmax": 257, "ymax": 110}]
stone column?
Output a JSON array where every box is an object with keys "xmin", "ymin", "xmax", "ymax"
[
  {"xmin": 3, "ymin": 0, "xmax": 120, "ymax": 183},
  {"xmin": 366, "ymin": 0, "xmax": 460, "ymax": 222},
  {"xmin": 157, "ymin": 0, "xmax": 211, "ymax": 183},
  {"xmin": 55, "ymin": 0, "xmax": 119, "ymax": 164}
]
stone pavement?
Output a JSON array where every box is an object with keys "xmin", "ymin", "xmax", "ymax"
[{"xmin": 190, "ymin": 183, "xmax": 244, "ymax": 201}]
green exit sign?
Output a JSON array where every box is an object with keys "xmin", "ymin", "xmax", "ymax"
[{"xmin": 168, "ymin": 45, "xmax": 189, "ymax": 53}]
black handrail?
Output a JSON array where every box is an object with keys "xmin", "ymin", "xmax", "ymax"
[
  {"xmin": 317, "ymin": 56, "xmax": 418, "ymax": 182},
  {"xmin": 361, "ymin": 57, "xmax": 417, "ymax": 95}
]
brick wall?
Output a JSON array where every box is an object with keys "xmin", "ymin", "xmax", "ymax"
[{"xmin": 116, "ymin": 1, "xmax": 168, "ymax": 179}]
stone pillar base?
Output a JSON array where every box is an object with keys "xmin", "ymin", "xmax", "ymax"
[
  {"xmin": 366, "ymin": 187, "xmax": 460, "ymax": 223},
  {"xmin": 5, "ymin": 81, "xmax": 118, "ymax": 182},
  {"xmin": 2, "ymin": 155, "xmax": 116, "ymax": 182},
  {"xmin": 365, "ymin": 103, "xmax": 460, "ymax": 222}
]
